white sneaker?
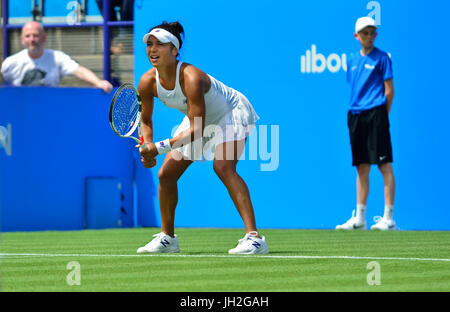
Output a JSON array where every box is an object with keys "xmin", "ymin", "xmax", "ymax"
[
  {"xmin": 228, "ymin": 233, "xmax": 269, "ymax": 255},
  {"xmin": 336, "ymin": 210, "xmax": 367, "ymax": 230},
  {"xmin": 137, "ymin": 232, "xmax": 180, "ymax": 253},
  {"xmin": 370, "ymin": 216, "xmax": 396, "ymax": 231}
]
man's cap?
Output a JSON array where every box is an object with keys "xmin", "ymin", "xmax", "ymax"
[{"xmin": 355, "ymin": 16, "xmax": 378, "ymax": 33}]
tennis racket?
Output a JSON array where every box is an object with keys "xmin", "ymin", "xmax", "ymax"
[{"xmin": 109, "ymin": 83, "xmax": 147, "ymax": 149}]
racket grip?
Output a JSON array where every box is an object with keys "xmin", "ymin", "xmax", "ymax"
[{"xmin": 139, "ymin": 136, "xmax": 147, "ymax": 149}]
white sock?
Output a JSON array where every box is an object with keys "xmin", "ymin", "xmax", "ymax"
[
  {"xmin": 384, "ymin": 205, "xmax": 394, "ymax": 220},
  {"xmin": 356, "ymin": 204, "xmax": 366, "ymax": 223},
  {"xmin": 248, "ymin": 231, "xmax": 259, "ymax": 237}
]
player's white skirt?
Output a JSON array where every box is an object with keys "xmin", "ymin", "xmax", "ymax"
[{"xmin": 172, "ymin": 92, "xmax": 259, "ymax": 161}]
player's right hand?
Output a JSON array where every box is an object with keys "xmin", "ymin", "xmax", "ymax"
[{"xmin": 141, "ymin": 157, "xmax": 157, "ymax": 168}]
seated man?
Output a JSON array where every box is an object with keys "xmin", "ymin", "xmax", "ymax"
[{"xmin": 1, "ymin": 21, "xmax": 113, "ymax": 93}]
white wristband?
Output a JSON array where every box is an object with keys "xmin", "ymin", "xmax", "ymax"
[{"xmin": 155, "ymin": 139, "xmax": 172, "ymax": 155}]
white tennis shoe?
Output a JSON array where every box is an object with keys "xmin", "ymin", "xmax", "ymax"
[
  {"xmin": 336, "ymin": 210, "xmax": 367, "ymax": 230},
  {"xmin": 370, "ymin": 216, "xmax": 397, "ymax": 231},
  {"xmin": 228, "ymin": 233, "xmax": 269, "ymax": 255},
  {"xmin": 137, "ymin": 232, "xmax": 180, "ymax": 253}
]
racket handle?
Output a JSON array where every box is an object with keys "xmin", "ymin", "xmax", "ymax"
[{"xmin": 139, "ymin": 136, "xmax": 147, "ymax": 149}]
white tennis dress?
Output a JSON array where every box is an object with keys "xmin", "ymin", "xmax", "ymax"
[{"xmin": 155, "ymin": 62, "xmax": 259, "ymax": 161}]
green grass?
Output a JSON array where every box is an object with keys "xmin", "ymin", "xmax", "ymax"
[{"xmin": 1, "ymin": 228, "xmax": 449, "ymax": 292}]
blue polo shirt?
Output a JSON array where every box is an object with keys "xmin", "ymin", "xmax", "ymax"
[{"xmin": 346, "ymin": 47, "xmax": 393, "ymax": 113}]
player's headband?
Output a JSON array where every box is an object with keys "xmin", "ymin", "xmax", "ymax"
[{"xmin": 142, "ymin": 28, "xmax": 180, "ymax": 51}]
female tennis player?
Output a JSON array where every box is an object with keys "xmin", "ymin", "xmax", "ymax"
[{"xmin": 136, "ymin": 21, "xmax": 268, "ymax": 255}]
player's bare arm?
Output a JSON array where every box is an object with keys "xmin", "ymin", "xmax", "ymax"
[{"xmin": 169, "ymin": 65, "xmax": 208, "ymax": 149}]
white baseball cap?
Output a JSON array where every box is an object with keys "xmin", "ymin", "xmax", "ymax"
[{"xmin": 355, "ymin": 16, "xmax": 377, "ymax": 33}]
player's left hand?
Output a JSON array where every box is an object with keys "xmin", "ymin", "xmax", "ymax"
[{"xmin": 140, "ymin": 142, "xmax": 158, "ymax": 160}]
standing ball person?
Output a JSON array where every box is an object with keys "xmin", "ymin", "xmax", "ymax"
[
  {"xmin": 336, "ymin": 17, "xmax": 397, "ymax": 231},
  {"xmin": 136, "ymin": 21, "xmax": 269, "ymax": 254}
]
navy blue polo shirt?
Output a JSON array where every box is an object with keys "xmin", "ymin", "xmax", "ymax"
[{"xmin": 346, "ymin": 47, "xmax": 393, "ymax": 113}]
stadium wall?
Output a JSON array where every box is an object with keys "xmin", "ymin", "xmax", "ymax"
[
  {"xmin": 1, "ymin": 0, "xmax": 449, "ymax": 231},
  {"xmin": 133, "ymin": 0, "xmax": 450, "ymax": 230},
  {"xmin": 0, "ymin": 87, "xmax": 157, "ymax": 231}
]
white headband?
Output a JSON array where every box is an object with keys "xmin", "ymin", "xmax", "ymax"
[{"xmin": 142, "ymin": 28, "xmax": 180, "ymax": 51}]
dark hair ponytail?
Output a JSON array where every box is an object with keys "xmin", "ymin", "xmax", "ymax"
[{"xmin": 151, "ymin": 21, "xmax": 185, "ymax": 49}]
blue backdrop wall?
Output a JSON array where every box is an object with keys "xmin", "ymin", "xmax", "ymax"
[
  {"xmin": 1, "ymin": 0, "xmax": 449, "ymax": 231},
  {"xmin": 133, "ymin": 0, "xmax": 450, "ymax": 230},
  {"xmin": 0, "ymin": 87, "xmax": 157, "ymax": 231}
]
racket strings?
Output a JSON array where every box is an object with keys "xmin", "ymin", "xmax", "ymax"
[{"xmin": 112, "ymin": 88, "xmax": 139, "ymax": 136}]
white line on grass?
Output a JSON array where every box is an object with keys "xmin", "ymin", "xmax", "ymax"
[{"xmin": 1, "ymin": 253, "xmax": 449, "ymax": 262}]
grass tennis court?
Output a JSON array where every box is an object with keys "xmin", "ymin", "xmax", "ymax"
[{"xmin": 1, "ymin": 228, "xmax": 449, "ymax": 292}]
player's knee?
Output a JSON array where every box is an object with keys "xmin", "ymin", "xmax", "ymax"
[
  {"xmin": 213, "ymin": 161, "xmax": 235, "ymax": 180},
  {"xmin": 158, "ymin": 167, "xmax": 178, "ymax": 186}
]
